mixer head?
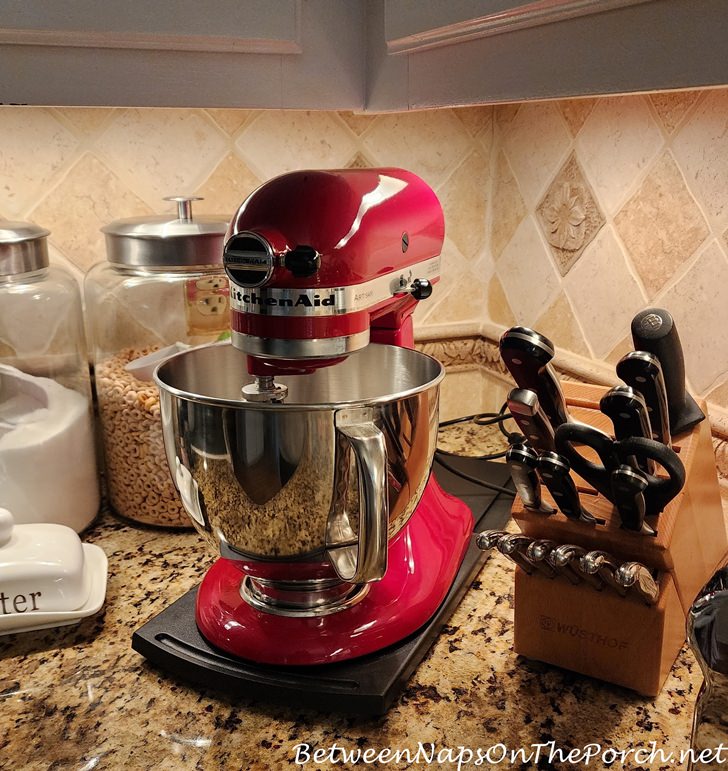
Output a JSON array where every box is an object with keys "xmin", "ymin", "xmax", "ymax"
[{"xmin": 222, "ymin": 168, "xmax": 443, "ymax": 380}]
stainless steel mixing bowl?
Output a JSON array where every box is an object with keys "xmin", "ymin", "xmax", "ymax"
[{"xmin": 154, "ymin": 342, "xmax": 444, "ymax": 585}]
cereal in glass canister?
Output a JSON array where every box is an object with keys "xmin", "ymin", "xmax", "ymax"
[{"xmin": 85, "ymin": 197, "xmax": 229, "ymax": 528}]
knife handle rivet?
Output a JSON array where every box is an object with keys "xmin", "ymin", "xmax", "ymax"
[
  {"xmin": 636, "ymin": 375, "xmax": 647, "ymax": 382},
  {"xmin": 512, "ymin": 357, "xmax": 522, "ymax": 365}
]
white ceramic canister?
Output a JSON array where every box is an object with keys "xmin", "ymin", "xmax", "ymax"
[{"xmin": 0, "ymin": 221, "xmax": 100, "ymax": 532}]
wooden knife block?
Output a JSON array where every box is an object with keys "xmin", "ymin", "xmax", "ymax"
[{"xmin": 511, "ymin": 381, "xmax": 727, "ymax": 696}]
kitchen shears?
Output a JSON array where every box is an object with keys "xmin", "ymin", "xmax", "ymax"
[{"xmin": 553, "ymin": 423, "xmax": 685, "ymax": 520}]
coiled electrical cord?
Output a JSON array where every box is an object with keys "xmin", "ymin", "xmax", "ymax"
[{"xmin": 435, "ymin": 401, "xmax": 522, "ymax": 496}]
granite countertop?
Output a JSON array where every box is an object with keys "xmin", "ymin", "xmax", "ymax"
[{"xmin": 0, "ymin": 421, "xmax": 705, "ymax": 771}]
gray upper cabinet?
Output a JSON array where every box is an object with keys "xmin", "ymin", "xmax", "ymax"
[
  {"xmin": 1, "ymin": 0, "xmax": 727, "ymax": 110},
  {"xmin": 369, "ymin": 0, "xmax": 728, "ymax": 110},
  {"xmin": 0, "ymin": 0, "xmax": 366, "ymax": 108}
]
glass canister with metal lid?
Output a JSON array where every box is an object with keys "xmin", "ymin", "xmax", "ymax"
[
  {"xmin": 84, "ymin": 197, "xmax": 229, "ymax": 528},
  {"xmin": 0, "ymin": 221, "xmax": 100, "ymax": 532}
]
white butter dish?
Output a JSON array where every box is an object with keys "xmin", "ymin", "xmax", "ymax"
[{"xmin": 0, "ymin": 508, "xmax": 108, "ymax": 635}]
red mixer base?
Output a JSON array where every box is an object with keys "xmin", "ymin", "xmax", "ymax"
[{"xmin": 195, "ymin": 477, "xmax": 473, "ymax": 666}]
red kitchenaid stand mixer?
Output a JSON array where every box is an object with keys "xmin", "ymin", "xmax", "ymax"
[{"xmin": 133, "ymin": 168, "xmax": 513, "ymax": 713}]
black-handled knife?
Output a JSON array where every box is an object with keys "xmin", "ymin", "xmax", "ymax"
[
  {"xmin": 499, "ymin": 327, "xmax": 571, "ymax": 430},
  {"xmin": 506, "ymin": 443, "xmax": 555, "ymax": 514},
  {"xmin": 536, "ymin": 451, "xmax": 599, "ymax": 525},
  {"xmin": 506, "ymin": 388, "xmax": 555, "ymax": 453},
  {"xmin": 610, "ymin": 464, "xmax": 655, "ymax": 535},
  {"xmin": 631, "ymin": 308, "xmax": 705, "ymax": 435},
  {"xmin": 599, "ymin": 385, "xmax": 654, "ymax": 474},
  {"xmin": 616, "ymin": 350, "xmax": 671, "ymax": 445}
]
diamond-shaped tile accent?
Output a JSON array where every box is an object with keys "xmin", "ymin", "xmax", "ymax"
[
  {"xmin": 362, "ymin": 110, "xmax": 472, "ymax": 188},
  {"xmin": 491, "ymin": 152, "xmax": 527, "ymax": 260},
  {"xmin": 0, "ymin": 107, "xmax": 79, "ymax": 216},
  {"xmin": 536, "ymin": 152, "xmax": 605, "ymax": 276},
  {"xmin": 564, "ymin": 226, "xmax": 646, "ymax": 358},
  {"xmin": 502, "ymin": 101, "xmax": 571, "ymax": 207},
  {"xmin": 576, "ymin": 95, "xmax": 664, "ymax": 215},
  {"xmin": 672, "ymin": 90, "xmax": 728, "ymax": 226},
  {"xmin": 438, "ymin": 148, "xmax": 489, "ymax": 261},
  {"xmin": 30, "ymin": 153, "xmax": 152, "ymax": 272},
  {"xmin": 557, "ymin": 98, "xmax": 597, "ymax": 137},
  {"xmin": 659, "ymin": 241, "xmax": 728, "ymax": 394},
  {"xmin": 194, "ymin": 153, "xmax": 262, "ymax": 219},
  {"xmin": 649, "ymin": 90, "xmax": 701, "ymax": 134},
  {"xmin": 95, "ymin": 109, "xmax": 228, "ymax": 210},
  {"xmin": 614, "ymin": 150, "xmax": 709, "ymax": 298},
  {"xmin": 237, "ymin": 111, "xmax": 358, "ymax": 180}
]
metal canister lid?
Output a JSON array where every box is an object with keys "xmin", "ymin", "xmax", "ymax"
[
  {"xmin": 101, "ymin": 197, "xmax": 228, "ymax": 268},
  {"xmin": 0, "ymin": 221, "xmax": 50, "ymax": 276}
]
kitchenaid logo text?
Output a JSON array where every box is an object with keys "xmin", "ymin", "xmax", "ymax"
[
  {"xmin": 539, "ymin": 615, "xmax": 628, "ymax": 649},
  {"xmin": 231, "ymin": 287, "xmax": 336, "ymax": 308},
  {"xmin": 291, "ymin": 742, "xmax": 728, "ymax": 768},
  {"xmin": 0, "ymin": 590, "xmax": 42, "ymax": 614}
]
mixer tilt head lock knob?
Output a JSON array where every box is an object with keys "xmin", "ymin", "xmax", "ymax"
[
  {"xmin": 285, "ymin": 245, "xmax": 320, "ymax": 278},
  {"xmin": 411, "ymin": 278, "xmax": 433, "ymax": 301}
]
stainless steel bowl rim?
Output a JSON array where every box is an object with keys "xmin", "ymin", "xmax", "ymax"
[{"xmin": 153, "ymin": 342, "xmax": 445, "ymax": 411}]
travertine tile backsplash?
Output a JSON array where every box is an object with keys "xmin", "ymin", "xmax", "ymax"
[{"xmin": 1, "ymin": 89, "xmax": 727, "ymax": 415}]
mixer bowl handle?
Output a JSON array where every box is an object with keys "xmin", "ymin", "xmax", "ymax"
[{"xmin": 327, "ymin": 410, "xmax": 388, "ymax": 584}]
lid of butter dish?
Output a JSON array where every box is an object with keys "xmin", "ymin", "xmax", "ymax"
[{"xmin": 0, "ymin": 507, "xmax": 90, "ymax": 613}]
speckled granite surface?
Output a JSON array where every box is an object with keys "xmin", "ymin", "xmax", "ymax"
[{"xmin": 0, "ymin": 421, "xmax": 706, "ymax": 771}]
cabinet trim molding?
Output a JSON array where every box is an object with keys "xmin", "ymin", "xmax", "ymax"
[{"xmin": 385, "ymin": 0, "xmax": 655, "ymax": 54}]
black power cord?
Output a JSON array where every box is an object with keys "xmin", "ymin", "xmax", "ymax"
[{"xmin": 435, "ymin": 401, "xmax": 521, "ymax": 496}]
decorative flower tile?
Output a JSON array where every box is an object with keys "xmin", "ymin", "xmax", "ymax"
[{"xmin": 536, "ymin": 153, "xmax": 605, "ymax": 276}]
